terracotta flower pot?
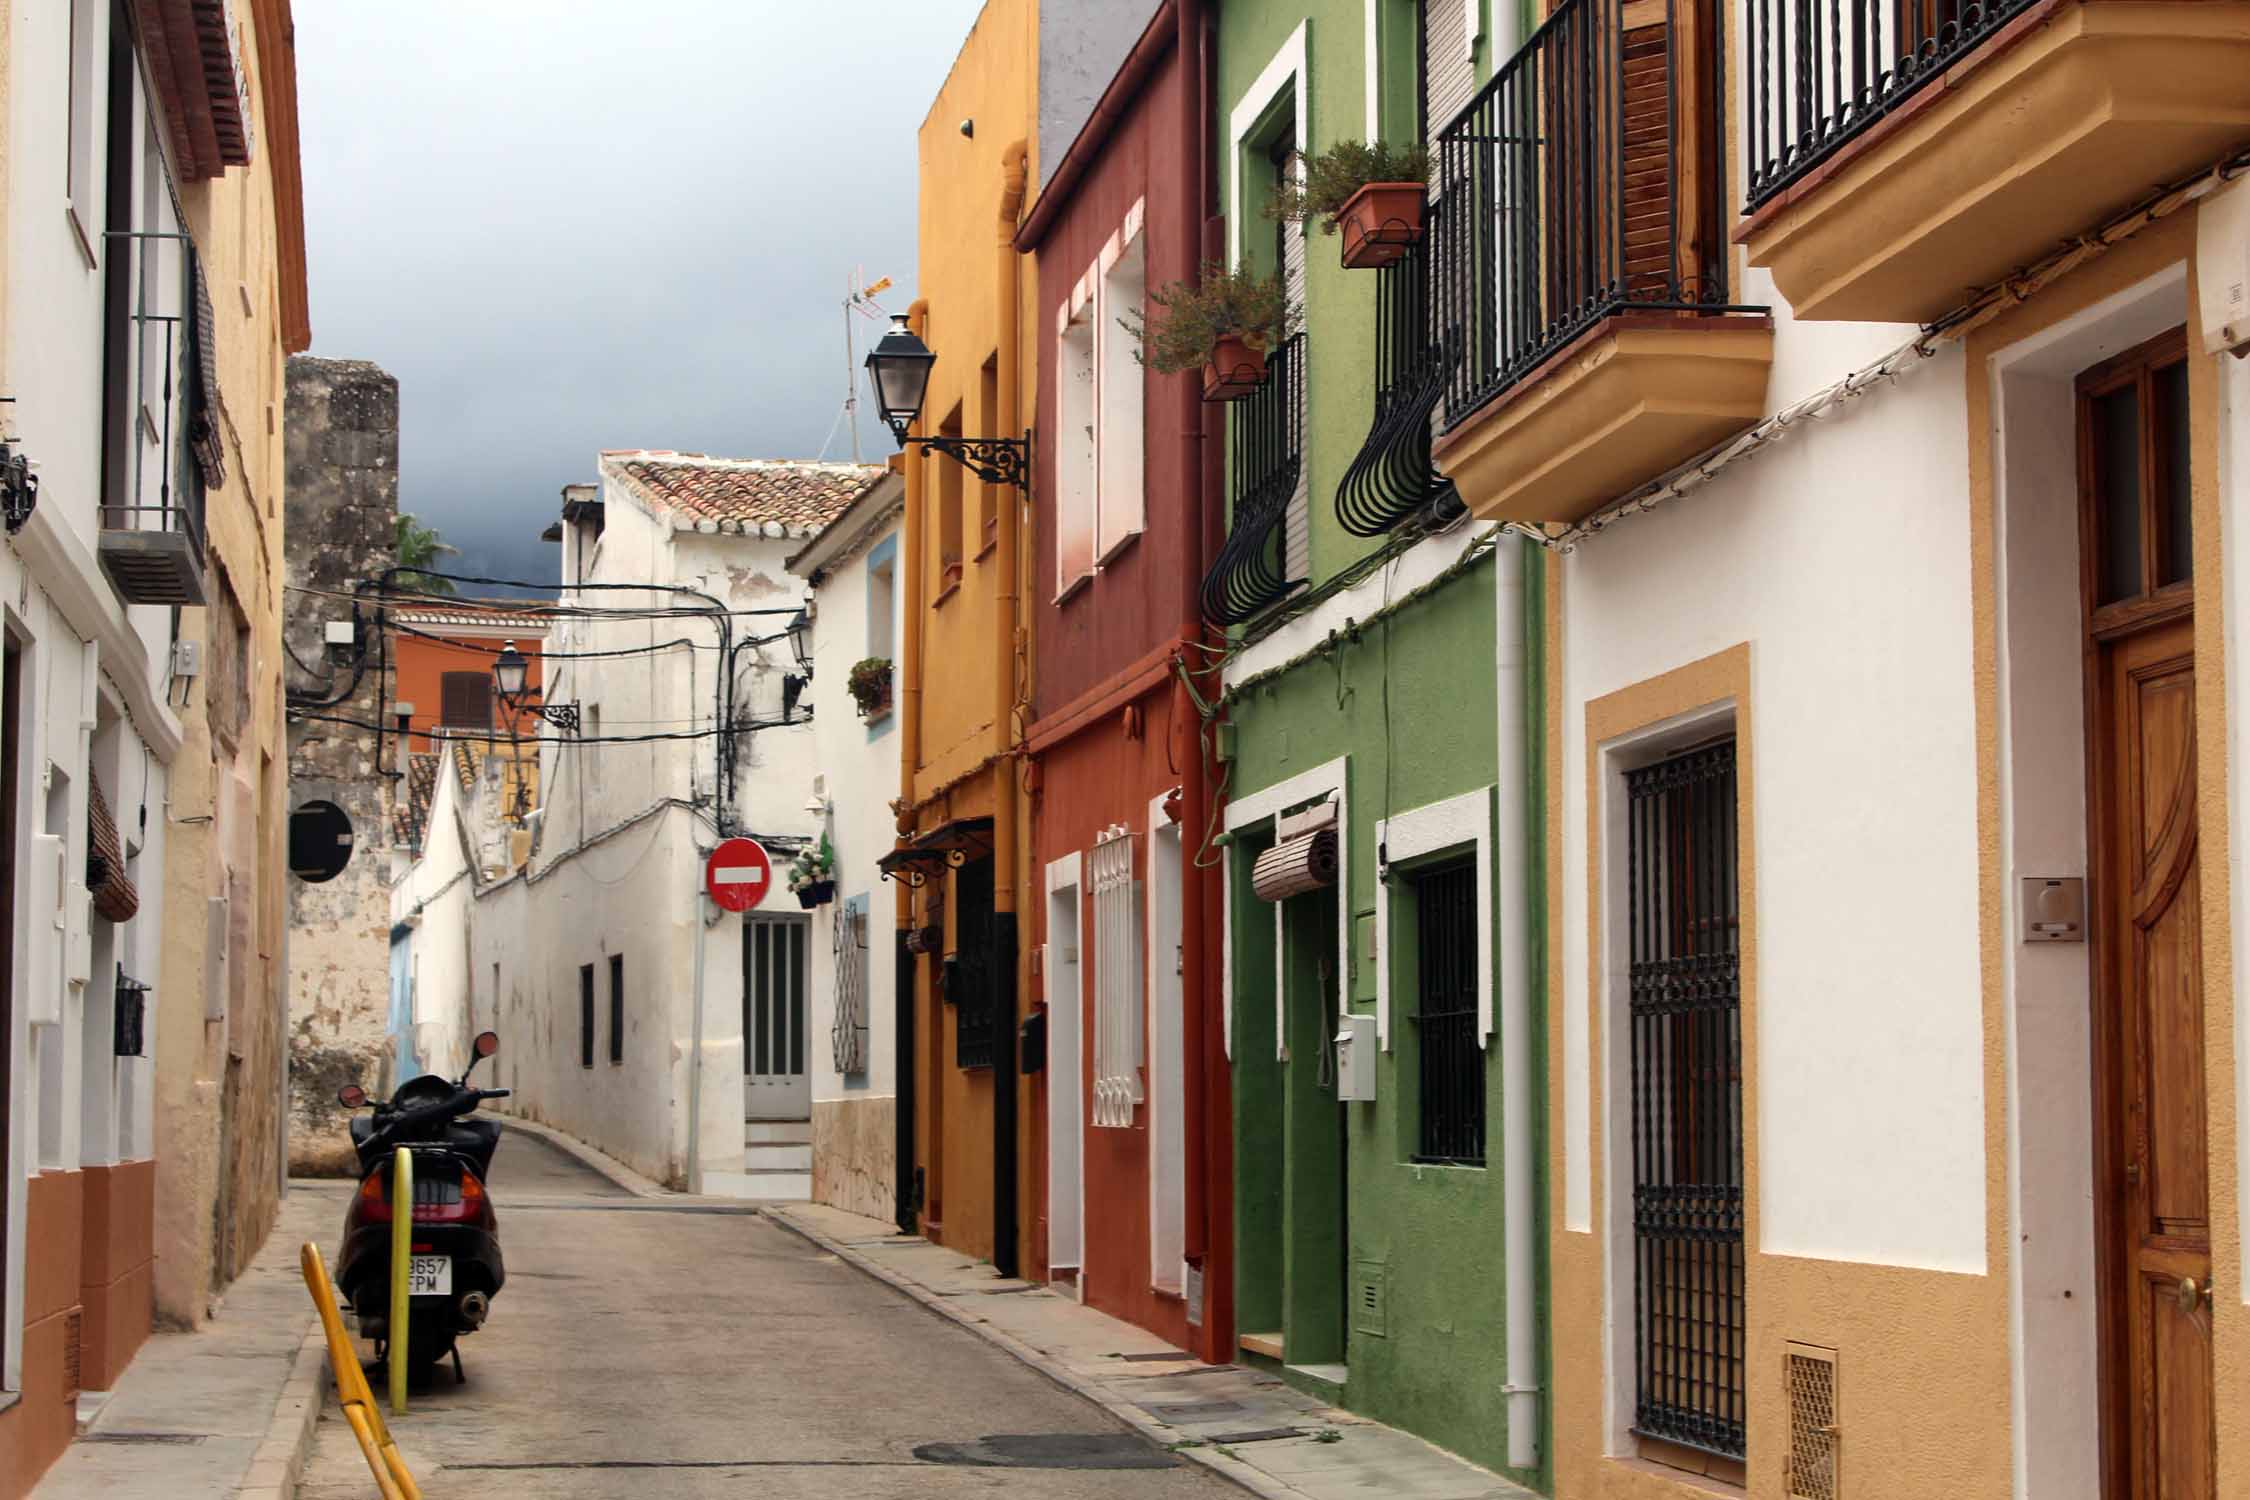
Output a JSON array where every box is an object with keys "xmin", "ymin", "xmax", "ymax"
[
  {"xmin": 1202, "ymin": 334, "xmax": 1269, "ymax": 402},
  {"xmin": 1337, "ymin": 181, "xmax": 1426, "ymax": 269}
]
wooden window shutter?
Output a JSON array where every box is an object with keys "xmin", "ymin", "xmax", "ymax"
[{"xmin": 440, "ymin": 671, "xmax": 493, "ymax": 730}]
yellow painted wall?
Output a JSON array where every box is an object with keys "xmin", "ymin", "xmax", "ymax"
[
  {"xmin": 152, "ymin": 7, "xmax": 305, "ymax": 1326},
  {"xmin": 905, "ymin": 0, "xmax": 1039, "ymax": 1265}
]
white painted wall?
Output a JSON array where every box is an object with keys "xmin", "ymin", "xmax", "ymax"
[
  {"xmin": 1559, "ymin": 305, "xmax": 1988, "ymax": 1272},
  {"xmin": 1, "ymin": 0, "xmax": 185, "ymax": 1394}
]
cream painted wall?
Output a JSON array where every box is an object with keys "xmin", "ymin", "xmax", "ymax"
[{"xmin": 1560, "ymin": 301, "xmax": 1989, "ymax": 1272}]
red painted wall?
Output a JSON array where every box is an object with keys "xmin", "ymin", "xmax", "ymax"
[{"xmin": 1025, "ymin": 17, "xmax": 1228, "ymax": 1359}]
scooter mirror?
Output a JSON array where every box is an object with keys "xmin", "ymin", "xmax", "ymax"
[
  {"xmin": 474, "ymin": 1031, "xmax": 500, "ymax": 1059},
  {"xmin": 337, "ymin": 1084, "xmax": 367, "ymax": 1109}
]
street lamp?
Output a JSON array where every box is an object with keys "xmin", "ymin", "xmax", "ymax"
[
  {"xmin": 786, "ymin": 605, "xmax": 814, "ymax": 675},
  {"xmin": 863, "ymin": 316, "xmax": 1031, "ymax": 490},
  {"xmin": 491, "ymin": 638, "xmax": 581, "ymax": 734}
]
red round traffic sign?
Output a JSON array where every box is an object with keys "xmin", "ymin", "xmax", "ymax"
[{"xmin": 703, "ymin": 837, "xmax": 774, "ymax": 913}]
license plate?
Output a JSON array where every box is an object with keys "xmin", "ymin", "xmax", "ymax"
[{"xmin": 407, "ymin": 1255, "xmax": 452, "ymax": 1296}]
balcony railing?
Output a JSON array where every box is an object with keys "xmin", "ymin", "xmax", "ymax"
[
  {"xmin": 1200, "ymin": 331, "xmax": 1306, "ymax": 627},
  {"xmin": 1742, "ymin": 0, "xmax": 2041, "ymax": 213},
  {"xmin": 1335, "ymin": 238, "xmax": 1461, "ymax": 538},
  {"xmin": 1434, "ymin": 0, "xmax": 1755, "ymax": 431},
  {"xmin": 98, "ymin": 239, "xmax": 209, "ymax": 606}
]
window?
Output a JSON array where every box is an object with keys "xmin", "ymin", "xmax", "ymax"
[
  {"xmin": 935, "ymin": 403, "xmax": 965, "ymax": 588},
  {"xmin": 1089, "ymin": 831, "xmax": 1143, "ymax": 1127},
  {"xmin": 579, "ymin": 963, "xmax": 596, "ymax": 1069},
  {"xmin": 1410, "ymin": 858, "xmax": 1482, "ymax": 1164},
  {"xmin": 1625, "ymin": 739, "xmax": 1744, "ymax": 1462},
  {"xmin": 2079, "ymin": 327, "xmax": 2192, "ymax": 609},
  {"xmin": 608, "ymin": 953, "xmax": 624, "ymax": 1064},
  {"xmin": 440, "ymin": 671, "xmax": 493, "ymax": 732},
  {"xmin": 866, "ymin": 536, "xmax": 897, "ymax": 733},
  {"xmin": 1055, "ymin": 304, "xmax": 1097, "ymax": 596},
  {"xmin": 978, "ymin": 353, "xmax": 1001, "ymax": 552},
  {"xmin": 1096, "ymin": 227, "xmax": 1146, "ymax": 559},
  {"xmin": 831, "ymin": 900, "xmax": 869, "ymax": 1076}
]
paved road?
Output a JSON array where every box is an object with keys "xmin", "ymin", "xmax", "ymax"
[{"xmin": 296, "ymin": 1131, "xmax": 1227, "ymax": 1499}]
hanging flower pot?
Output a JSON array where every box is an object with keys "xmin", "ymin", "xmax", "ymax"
[
  {"xmin": 1203, "ymin": 334, "xmax": 1269, "ymax": 402},
  {"xmin": 1337, "ymin": 182, "xmax": 1426, "ymax": 269},
  {"xmin": 795, "ymin": 879, "xmax": 836, "ymax": 909}
]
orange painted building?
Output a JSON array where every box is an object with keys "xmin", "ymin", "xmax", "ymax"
[{"xmin": 385, "ymin": 599, "xmax": 549, "ymax": 755}]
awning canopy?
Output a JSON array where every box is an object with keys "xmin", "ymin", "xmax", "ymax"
[{"xmin": 877, "ymin": 816, "xmax": 995, "ymax": 887}]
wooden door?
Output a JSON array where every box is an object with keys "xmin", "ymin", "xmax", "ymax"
[{"xmin": 2081, "ymin": 328, "xmax": 2212, "ymax": 1499}]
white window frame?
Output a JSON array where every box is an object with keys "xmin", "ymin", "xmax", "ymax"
[
  {"xmin": 1089, "ymin": 827, "xmax": 1143, "ymax": 1127},
  {"xmin": 1054, "ymin": 286, "xmax": 1098, "ymax": 599},
  {"xmin": 1095, "ymin": 205, "xmax": 1147, "ymax": 563},
  {"xmin": 1373, "ymin": 786, "xmax": 1494, "ymax": 1051},
  {"xmin": 1045, "ymin": 853, "xmax": 1086, "ymax": 1280},
  {"xmin": 1145, "ymin": 798, "xmax": 1187, "ymax": 1295}
]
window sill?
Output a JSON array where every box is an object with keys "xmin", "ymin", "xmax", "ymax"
[
  {"xmin": 1054, "ymin": 572, "xmax": 1093, "ymax": 607},
  {"xmin": 1609, "ymin": 1444, "xmax": 1747, "ymax": 1497},
  {"xmin": 932, "ymin": 579, "xmax": 962, "ymax": 609},
  {"xmin": 1095, "ymin": 528, "xmax": 1141, "ymax": 568},
  {"xmin": 976, "ymin": 532, "xmax": 998, "ymax": 563}
]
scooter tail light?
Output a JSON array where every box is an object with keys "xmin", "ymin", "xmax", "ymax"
[{"xmin": 354, "ymin": 1173, "xmax": 391, "ymax": 1224}]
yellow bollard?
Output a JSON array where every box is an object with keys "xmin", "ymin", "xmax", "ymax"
[
  {"xmin": 390, "ymin": 1146, "xmax": 413, "ymax": 1415},
  {"xmin": 301, "ymin": 1242, "xmax": 422, "ymax": 1500}
]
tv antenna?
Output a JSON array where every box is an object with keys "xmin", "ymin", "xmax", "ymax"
[{"xmin": 821, "ymin": 270, "xmax": 895, "ymax": 463}]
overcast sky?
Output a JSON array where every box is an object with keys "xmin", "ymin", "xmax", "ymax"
[{"xmin": 296, "ymin": 2, "xmax": 988, "ymax": 588}]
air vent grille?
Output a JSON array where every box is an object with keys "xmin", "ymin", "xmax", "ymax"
[
  {"xmin": 1351, "ymin": 1260, "xmax": 1388, "ymax": 1338},
  {"xmin": 1786, "ymin": 1342, "xmax": 1839, "ymax": 1500}
]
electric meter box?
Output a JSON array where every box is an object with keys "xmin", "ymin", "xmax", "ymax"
[{"xmin": 1335, "ymin": 1013, "xmax": 1376, "ymax": 1102}]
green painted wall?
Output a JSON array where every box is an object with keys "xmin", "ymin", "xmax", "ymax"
[{"xmin": 1216, "ymin": 2, "xmax": 1551, "ymax": 1490}]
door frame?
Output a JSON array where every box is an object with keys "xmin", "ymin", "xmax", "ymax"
[
  {"xmin": 744, "ymin": 912, "xmax": 812, "ymax": 1121},
  {"xmin": 1044, "ymin": 852, "xmax": 1085, "ymax": 1287},
  {"xmin": 2073, "ymin": 323, "xmax": 2209, "ymax": 1499}
]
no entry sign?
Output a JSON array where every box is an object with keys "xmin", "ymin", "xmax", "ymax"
[{"xmin": 703, "ymin": 837, "xmax": 774, "ymax": 913}]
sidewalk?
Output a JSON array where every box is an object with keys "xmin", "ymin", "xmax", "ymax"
[
  {"xmin": 32, "ymin": 1181, "xmax": 351, "ymax": 1500},
  {"xmin": 766, "ymin": 1201, "xmax": 1537, "ymax": 1500}
]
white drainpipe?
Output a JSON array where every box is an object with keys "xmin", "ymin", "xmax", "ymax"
[{"xmin": 1494, "ymin": 528, "xmax": 1539, "ymax": 1471}]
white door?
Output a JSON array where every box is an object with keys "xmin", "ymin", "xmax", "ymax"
[
  {"xmin": 1046, "ymin": 870, "xmax": 1084, "ymax": 1283},
  {"xmin": 744, "ymin": 915, "xmax": 810, "ymax": 1120}
]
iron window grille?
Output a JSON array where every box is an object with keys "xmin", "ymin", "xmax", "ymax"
[
  {"xmin": 1431, "ymin": 0, "xmax": 1760, "ymax": 433},
  {"xmin": 1090, "ymin": 830, "xmax": 1144, "ymax": 1128},
  {"xmin": 952, "ymin": 856, "xmax": 998, "ymax": 1070},
  {"xmin": 1410, "ymin": 858, "xmax": 1484, "ymax": 1165},
  {"xmin": 832, "ymin": 903, "xmax": 870, "ymax": 1076},
  {"xmin": 114, "ymin": 967, "xmax": 150, "ymax": 1059},
  {"xmin": 1336, "ymin": 237, "xmax": 1463, "ymax": 538},
  {"xmin": 748, "ymin": 918, "xmax": 809, "ymax": 1081},
  {"xmin": 578, "ymin": 963, "xmax": 596, "ymax": 1069},
  {"xmin": 1742, "ymin": 0, "xmax": 2039, "ymax": 213},
  {"xmin": 1626, "ymin": 739, "xmax": 1745, "ymax": 1461},
  {"xmin": 1200, "ymin": 331, "xmax": 1307, "ymax": 626},
  {"xmin": 608, "ymin": 953, "xmax": 624, "ymax": 1065}
]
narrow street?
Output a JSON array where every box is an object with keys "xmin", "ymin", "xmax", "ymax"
[{"xmin": 295, "ymin": 1132, "xmax": 1228, "ymax": 1499}]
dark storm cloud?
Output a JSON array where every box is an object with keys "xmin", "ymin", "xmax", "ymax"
[{"xmin": 297, "ymin": 2, "xmax": 988, "ymax": 588}]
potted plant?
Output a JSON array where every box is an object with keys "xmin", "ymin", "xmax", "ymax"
[
  {"xmin": 847, "ymin": 657, "xmax": 894, "ymax": 719},
  {"xmin": 1268, "ymin": 140, "xmax": 1431, "ymax": 269},
  {"xmin": 1122, "ymin": 262, "xmax": 1294, "ymax": 402},
  {"xmin": 790, "ymin": 834, "xmax": 837, "ymax": 908}
]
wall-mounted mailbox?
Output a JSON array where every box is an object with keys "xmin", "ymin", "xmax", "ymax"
[
  {"xmin": 1335, "ymin": 1013, "xmax": 1376, "ymax": 1102},
  {"xmin": 2022, "ymin": 877, "xmax": 2085, "ymax": 943}
]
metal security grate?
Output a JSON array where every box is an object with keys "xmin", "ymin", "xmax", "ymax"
[
  {"xmin": 1412, "ymin": 858, "xmax": 1484, "ymax": 1165},
  {"xmin": 1786, "ymin": 1343, "xmax": 1839, "ymax": 1499},
  {"xmin": 832, "ymin": 904, "xmax": 869, "ymax": 1076},
  {"xmin": 1626, "ymin": 739, "xmax": 1745, "ymax": 1460},
  {"xmin": 1200, "ymin": 332, "xmax": 1307, "ymax": 626},
  {"xmin": 953, "ymin": 857, "xmax": 997, "ymax": 1070}
]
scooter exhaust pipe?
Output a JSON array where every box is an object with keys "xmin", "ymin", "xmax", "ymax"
[{"xmin": 459, "ymin": 1290, "xmax": 490, "ymax": 1329}]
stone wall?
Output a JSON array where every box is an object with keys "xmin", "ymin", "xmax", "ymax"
[
  {"xmin": 812, "ymin": 1097, "xmax": 898, "ymax": 1222},
  {"xmin": 283, "ymin": 357, "xmax": 399, "ymax": 1174}
]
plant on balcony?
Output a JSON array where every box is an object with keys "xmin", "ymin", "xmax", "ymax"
[
  {"xmin": 847, "ymin": 657, "xmax": 893, "ymax": 719},
  {"xmin": 1268, "ymin": 140, "xmax": 1430, "ymax": 269},
  {"xmin": 1122, "ymin": 263, "xmax": 1294, "ymax": 402},
  {"xmin": 790, "ymin": 833, "xmax": 837, "ymax": 908}
]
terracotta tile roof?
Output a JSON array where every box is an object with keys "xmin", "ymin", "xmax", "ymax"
[
  {"xmin": 397, "ymin": 752, "xmax": 439, "ymax": 852},
  {"xmin": 388, "ymin": 596, "xmax": 558, "ymax": 632},
  {"xmin": 600, "ymin": 451, "xmax": 885, "ymax": 539}
]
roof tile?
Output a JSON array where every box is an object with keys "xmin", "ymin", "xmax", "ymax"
[{"xmin": 600, "ymin": 452, "xmax": 884, "ymax": 538}]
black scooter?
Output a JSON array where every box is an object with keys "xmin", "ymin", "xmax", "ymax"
[{"xmin": 334, "ymin": 1030, "xmax": 510, "ymax": 1377}]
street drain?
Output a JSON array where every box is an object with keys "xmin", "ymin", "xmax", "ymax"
[
  {"xmin": 914, "ymin": 1433, "xmax": 1180, "ymax": 1470},
  {"xmin": 82, "ymin": 1432, "xmax": 206, "ymax": 1445}
]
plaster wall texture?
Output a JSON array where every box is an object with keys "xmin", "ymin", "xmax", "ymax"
[
  {"xmin": 281, "ymin": 357, "xmax": 396, "ymax": 1176},
  {"xmin": 2, "ymin": 0, "xmax": 300, "ymax": 1479},
  {"xmin": 909, "ymin": 0, "xmax": 1037, "ymax": 1269},
  {"xmin": 1035, "ymin": 0, "xmax": 1164, "ymax": 191},
  {"xmin": 793, "ymin": 499, "xmax": 902, "ymax": 1218}
]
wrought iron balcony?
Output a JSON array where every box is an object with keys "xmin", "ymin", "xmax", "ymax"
[
  {"xmin": 1335, "ymin": 237, "xmax": 1459, "ymax": 539},
  {"xmin": 1200, "ymin": 331, "xmax": 1306, "ymax": 627},
  {"xmin": 1736, "ymin": 0, "xmax": 2250, "ymax": 322},
  {"xmin": 1433, "ymin": 0, "xmax": 1755, "ymax": 427},
  {"xmin": 98, "ymin": 245, "xmax": 211, "ymax": 606},
  {"xmin": 1427, "ymin": 0, "xmax": 1774, "ymax": 528}
]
